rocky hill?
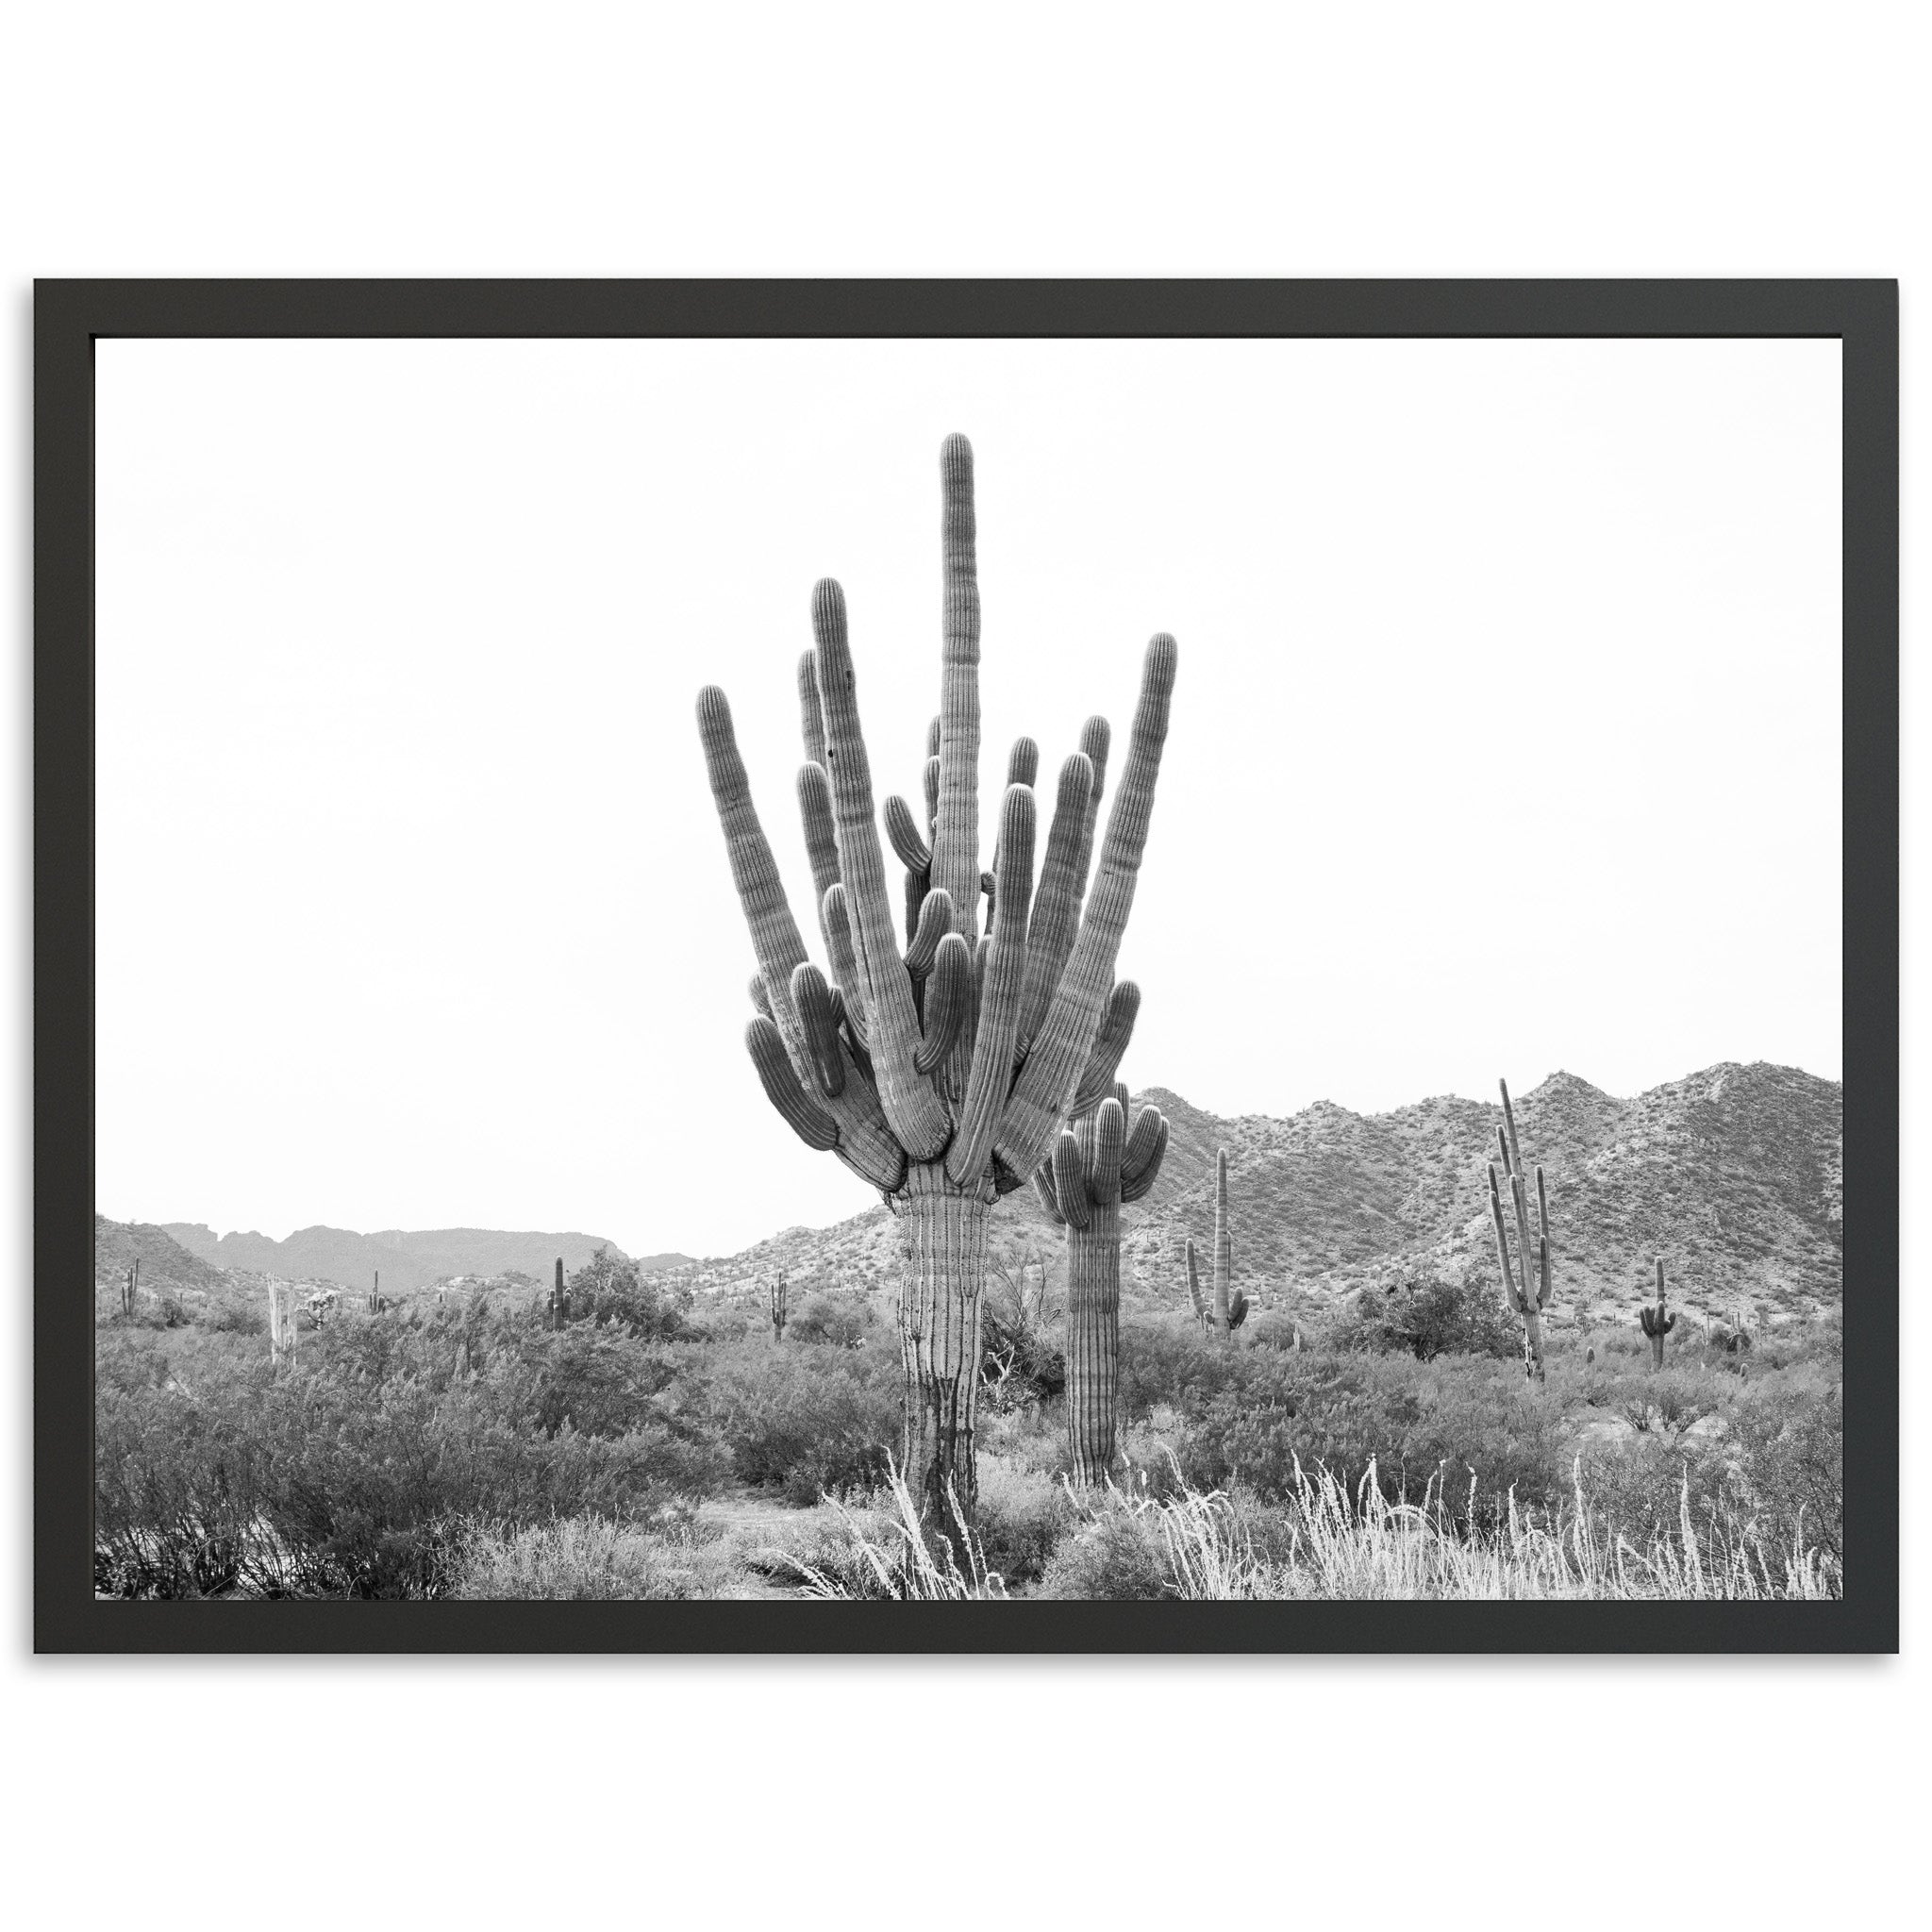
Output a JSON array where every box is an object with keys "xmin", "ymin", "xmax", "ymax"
[
  {"xmin": 658, "ymin": 1063, "xmax": 1840, "ymax": 1326},
  {"xmin": 156, "ymin": 1223, "xmax": 680, "ymax": 1293}
]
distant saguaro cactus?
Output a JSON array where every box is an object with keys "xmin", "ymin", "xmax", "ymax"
[
  {"xmin": 368, "ymin": 1270, "xmax": 383, "ymax": 1315},
  {"xmin": 121, "ymin": 1258, "xmax": 139, "ymax": 1318},
  {"xmin": 1638, "ymin": 1257, "xmax": 1677, "ymax": 1369},
  {"xmin": 1209, "ymin": 1147, "xmax": 1249, "ymax": 1340},
  {"xmin": 770, "ymin": 1271, "xmax": 789, "ymax": 1343},
  {"xmin": 696, "ymin": 435, "xmax": 1178, "ymax": 1532},
  {"xmin": 1486, "ymin": 1077, "xmax": 1552, "ymax": 1385},
  {"xmin": 1182, "ymin": 1241, "xmax": 1208, "ymax": 1330},
  {"xmin": 549, "ymin": 1257, "xmax": 567, "ymax": 1328},
  {"xmin": 1035, "ymin": 1078, "xmax": 1169, "ymax": 1483}
]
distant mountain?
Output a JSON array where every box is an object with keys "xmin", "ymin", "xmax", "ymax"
[
  {"xmin": 658, "ymin": 1063, "xmax": 1841, "ymax": 1324},
  {"xmin": 94, "ymin": 1216, "xmax": 232, "ymax": 1294},
  {"xmin": 156, "ymin": 1224, "xmax": 681, "ymax": 1293}
]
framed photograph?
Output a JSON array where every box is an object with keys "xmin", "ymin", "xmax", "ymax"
[{"xmin": 35, "ymin": 279, "xmax": 1897, "ymax": 1653}]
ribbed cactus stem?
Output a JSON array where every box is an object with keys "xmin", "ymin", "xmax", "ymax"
[
  {"xmin": 1183, "ymin": 1239, "xmax": 1206, "ymax": 1328},
  {"xmin": 1490, "ymin": 1078, "xmax": 1550, "ymax": 1385},
  {"xmin": 1212, "ymin": 1147, "xmax": 1233, "ymax": 1339},
  {"xmin": 933, "ymin": 435, "xmax": 982, "ymax": 935},
  {"xmin": 1639, "ymin": 1257, "xmax": 1677, "ymax": 1368},
  {"xmin": 770, "ymin": 1271, "xmax": 788, "ymax": 1343}
]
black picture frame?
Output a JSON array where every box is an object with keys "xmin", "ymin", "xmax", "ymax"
[{"xmin": 36, "ymin": 278, "xmax": 1898, "ymax": 1654}]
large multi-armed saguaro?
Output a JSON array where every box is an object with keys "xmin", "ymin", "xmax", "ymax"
[{"xmin": 696, "ymin": 436, "xmax": 1177, "ymax": 1529}]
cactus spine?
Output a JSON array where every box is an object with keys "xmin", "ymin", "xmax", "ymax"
[
  {"xmin": 1638, "ymin": 1257, "xmax": 1676, "ymax": 1369},
  {"xmin": 1036, "ymin": 1078, "xmax": 1170, "ymax": 1483},
  {"xmin": 770, "ymin": 1271, "xmax": 788, "ymax": 1343},
  {"xmin": 1486, "ymin": 1077, "xmax": 1552, "ymax": 1385},
  {"xmin": 695, "ymin": 435, "xmax": 1178, "ymax": 1532}
]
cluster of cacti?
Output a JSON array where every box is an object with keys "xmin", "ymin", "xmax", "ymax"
[
  {"xmin": 548, "ymin": 1257, "xmax": 569, "ymax": 1328},
  {"xmin": 1033, "ymin": 1078, "xmax": 1169, "ymax": 1482},
  {"xmin": 1179, "ymin": 1149, "xmax": 1249, "ymax": 1339},
  {"xmin": 770, "ymin": 1271, "xmax": 788, "ymax": 1343},
  {"xmin": 1638, "ymin": 1257, "xmax": 1676, "ymax": 1368},
  {"xmin": 696, "ymin": 434, "xmax": 1177, "ymax": 1529},
  {"xmin": 120, "ymin": 1258, "xmax": 139, "ymax": 1318},
  {"xmin": 1486, "ymin": 1077, "xmax": 1553, "ymax": 1384}
]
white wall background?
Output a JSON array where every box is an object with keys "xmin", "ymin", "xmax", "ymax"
[
  {"xmin": 4, "ymin": 6, "xmax": 1920, "ymax": 1929},
  {"xmin": 95, "ymin": 336, "xmax": 1840, "ymax": 1256}
]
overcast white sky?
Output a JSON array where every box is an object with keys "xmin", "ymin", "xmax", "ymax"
[{"xmin": 94, "ymin": 337, "xmax": 1840, "ymax": 1257}]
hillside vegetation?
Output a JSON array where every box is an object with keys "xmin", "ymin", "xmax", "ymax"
[{"xmin": 660, "ymin": 1063, "xmax": 1841, "ymax": 1326}]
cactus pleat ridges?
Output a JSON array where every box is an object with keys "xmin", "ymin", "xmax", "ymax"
[
  {"xmin": 934, "ymin": 434, "xmax": 984, "ymax": 936},
  {"xmin": 1639, "ymin": 1257, "xmax": 1677, "ymax": 1368},
  {"xmin": 995, "ymin": 637, "xmax": 1175, "ymax": 1180},
  {"xmin": 1053, "ymin": 1089, "xmax": 1169, "ymax": 1482},
  {"xmin": 746, "ymin": 1016, "xmax": 844, "ymax": 1156},
  {"xmin": 1487, "ymin": 1076, "xmax": 1554, "ymax": 1384},
  {"xmin": 694, "ymin": 435, "xmax": 1177, "ymax": 1529},
  {"xmin": 1016, "ymin": 752, "xmax": 1097, "ymax": 1050},
  {"xmin": 796, "ymin": 650, "xmax": 828, "ymax": 772},
  {"xmin": 914, "ymin": 933, "xmax": 972, "ymax": 1074},
  {"xmin": 809, "ymin": 579, "xmax": 954, "ymax": 1160},
  {"xmin": 903, "ymin": 887, "xmax": 954, "ymax": 979},
  {"xmin": 1183, "ymin": 1240, "xmax": 1207, "ymax": 1328},
  {"xmin": 945, "ymin": 785, "xmax": 1038, "ymax": 1185},
  {"xmin": 885, "ymin": 793, "xmax": 933, "ymax": 876}
]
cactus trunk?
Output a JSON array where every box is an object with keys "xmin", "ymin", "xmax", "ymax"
[
  {"xmin": 1065, "ymin": 1194, "xmax": 1121, "ymax": 1486},
  {"xmin": 1212, "ymin": 1147, "xmax": 1232, "ymax": 1340},
  {"xmin": 895, "ymin": 1161, "xmax": 991, "ymax": 1539}
]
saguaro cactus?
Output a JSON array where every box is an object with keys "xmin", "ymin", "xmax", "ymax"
[
  {"xmin": 1638, "ymin": 1257, "xmax": 1676, "ymax": 1369},
  {"xmin": 1182, "ymin": 1240, "xmax": 1207, "ymax": 1330},
  {"xmin": 1211, "ymin": 1147, "xmax": 1245, "ymax": 1339},
  {"xmin": 1486, "ymin": 1077, "xmax": 1552, "ymax": 1384},
  {"xmin": 696, "ymin": 435, "xmax": 1178, "ymax": 1531},
  {"xmin": 770, "ymin": 1271, "xmax": 789, "ymax": 1343},
  {"xmin": 368, "ymin": 1270, "xmax": 383, "ymax": 1314},
  {"xmin": 1034, "ymin": 1079, "xmax": 1169, "ymax": 1483},
  {"xmin": 121, "ymin": 1258, "xmax": 139, "ymax": 1318},
  {"xmin": 549, "ymin": 1257, "xmax": 567, "ymax": 1328}
]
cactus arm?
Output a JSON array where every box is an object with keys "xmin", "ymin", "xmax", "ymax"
[
  {"xmin": 1228, "ymin": 1290, "xmax": 1249, "ymax": 1332},
  {"xmin": 1508, "ymin": 1169, "xmax": 1538, "ymax": 1315},
  {"xmin": 904, "ymin": 868, "xmax": 927, "ymax": 948},
  {"xmin": 1007, "ymin": 737, "xmax": 1040, "ymax": 790},
  {"xmin": 914, "ymin": 932, "xmax": 972, "ymax": 1075},
  {"xmin": 1013, "ymin": 753, "xmax": 1095, "ymax": 1051},
  {"xmin": 995, "ymin": 637, "xmax": 1176, "ymax": 1178},
  {"xmin": 1120, "ymin": 1111, "xmax": 1168, "ymax": 1203},
  {"xmin": 1538, "ymin": 1234, "xmax": 1551, "ymax": 1310},
  {"xmin": 697, "ymin": 685, "xmax": 899, "ymax": 1174},
  {"xmin": 885, "ymin": 794, "xmax": 933, "ymax": 875},
  {"xmin": 790, "ymin": 962, "xmax": 845, "ymax": 1100},
  {"xmin": 1488, "ymin": 1164, "xmax": 1525, "ymax": 1314},
  {"xmin": 749, "ymin": 973, "xmax": 773, "ymax": 1021},
  {"xmin": 1212, "ymin": 1145, "xmax": 1232, "ymax": 1332},
  {"xmin": 903, "ymin": 887, "xmax": 955, "ymax": 979},
  {"xmin": 1033, "ymin": 1162, "xmax": 1066, "ymax": 1224},
  {"xmin": 923, "ymin": 754, "xmax": 941, "ymax": 839},
  {"xmin": 1089, "ymin": 1098, "xmax": 1125, "ymax": 1205},
  {"xmin": 809, "ymin": 578, "xmax": 952, "ymax": 1158},
  {"xmin": 1184, "ymin": 1239, "xmax": 1206, "ymax": 1321},
  {"xmin": 746, "ymin": 1018, "xmax": 841, "ymax": 1156},
  {"xmin": 795, "ymin": 763, "xmax": 845, "ymax": 968},
  {"xmin": 946, "ymin": 783, "xmax": 1037, "ymax": 1184},
  {"xmin": 819, "ymin": 883, "xmax": 867, "ymax": 1049},
  {"xmin": 1052, "ymin": 1130, "xmax": 1091, "ymax": 1231},
  {"xmin": 1070, "ymin": 713, "xmax": 1112, "ymax": 905},
  {"xmin": 1500, "ymin": 1078, "xmax": 1526, "ymax": 1183},
  {"xmin": 797, "ymin": 649, "xmax": 828, "ymax": 772},
  {"xmin": 933, "ymin": 434, "xmax": 983, "ymax": 935},
  {"xmin": 1072, "ymin": 980, "xmax": 1141, "ymax": 1118}
]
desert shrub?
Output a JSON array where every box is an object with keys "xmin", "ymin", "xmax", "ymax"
[
  {"xmin": 524, "ymin": 1324, "xmax": 684, "ymax": 1439},
  {"xmin": 1038, "ymin": 1504, "xmax": 1170, "ymax": 1600},
  {"xmin": 788, "ymin": 1293, "xmax": 873, "ymax": 1348},
  {"xmin": 1725, "ymin": 1383, "xmax": 1842, "ymax": 1563},
  {"xmin": 93, "ymin": 1323, "xmax": 728, "ymax": 1598},
  {"xmin": 974, "ymin": 1457, "xmax": 1078, "ymax": 1585},
  {"xmin": 698, "ymin": 1342, "xmax": 901, "ymax": 1503},
  {"xmin": 450, "ymin": 1513, "xmax": 738, "ymax": 1600},
  {"xmin": 565, "ymin": 1248, "xmax": 692, "ymax": 1341},
  {"xmin": 1328, "ymin": 1276, "xmax": 1520, "ymax": 1362}
]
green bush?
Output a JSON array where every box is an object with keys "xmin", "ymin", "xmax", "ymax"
[
  {"xmin": 974, "ymin": 1457, "xmax": 1078, "ymax": 1585},
  {"xmin": 450, "ymin": 1514, "xmax": 738, "ymax": 1600},
  {"xmin": 1038, "ymin": 1505, "xmax": 1170, "ymax": 1600},
  {"xmin": 697, "ymin": 1341, "xmax": 901, "ymax": 1504},
  {"xmin": 1328, "ymin": 1276, "xmax": 1520, "ymax": 1362}
]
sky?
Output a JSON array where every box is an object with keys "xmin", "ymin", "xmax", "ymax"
[{"xmin": 94, "ymin": 336, "xmax": 1841, "ymax": 1257}]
